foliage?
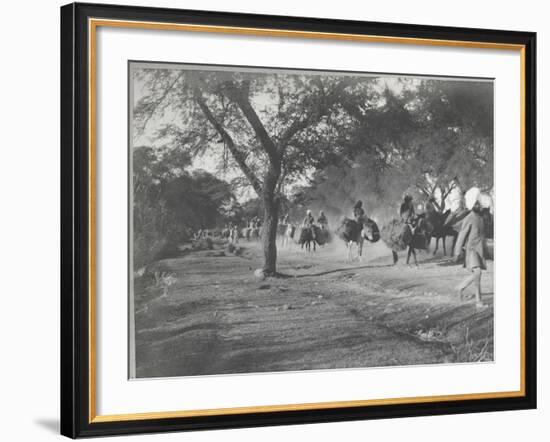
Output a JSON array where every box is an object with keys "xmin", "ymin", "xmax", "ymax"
[
  {"xmin": 290, "ymin": 79, "xmax": 494, "ymax": 220},
  {"xmin": 133, "ymin": 145, "xmax": 234, "ymax": 270}
]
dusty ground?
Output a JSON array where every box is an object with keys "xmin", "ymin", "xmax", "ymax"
[{"xmin": 134, "ymin": 238, "xmax": 494, "ymax": 378}]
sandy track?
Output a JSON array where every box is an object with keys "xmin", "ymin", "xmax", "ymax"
[{"xmin": 134, "ymin": 239, "xmax": 493, "ymax": 378}]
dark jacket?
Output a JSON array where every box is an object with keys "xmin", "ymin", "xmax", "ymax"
[{"xmin": 353, "ymin": 206, "xmax": 365, "ymax": 220}]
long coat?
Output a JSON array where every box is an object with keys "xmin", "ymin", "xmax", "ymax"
[{"xmin": 455, "ymin": 210, "xmax": 487, "ymax": 271}]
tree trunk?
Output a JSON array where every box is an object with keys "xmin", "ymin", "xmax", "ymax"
[
  {"xmin": 261, "ymin": 192, "xmax": 280, "ymax": 275},
  {"xmin": 260, "ymin": 162, "xmax": 282, "ymax": 276}
]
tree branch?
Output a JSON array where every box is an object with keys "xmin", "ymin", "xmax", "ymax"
[
  {"xmin": 135, "ymin": 72, "xmax": 183, "ymax": 136},
  {"xmin": 278, "ymin": 115, "xmax": 310, "ymax": 150},
  {"xmin": 193, "ymin": 89, "xmax": 263, "ymax": 196},
  {"xmin": 223, "ymin": 81, "xmax": 280, "ymax": 163}
]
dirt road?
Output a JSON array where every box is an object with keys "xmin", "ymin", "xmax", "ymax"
[{"xmin": 134, "ymin": 239, "xmax": 493, "ymax": 378}]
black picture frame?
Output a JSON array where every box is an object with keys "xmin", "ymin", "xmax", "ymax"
[{"xmin": 61, "ymin": 2, "xmax": 537, "ymax": 438}]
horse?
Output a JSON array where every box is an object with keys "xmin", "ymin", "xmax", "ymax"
[
  {"xmin": 297, "ymin": 226, "xmax": 317, "ymax": 252},
  {"xmin": 279, "ymin": 223, "xmax": 295, "ymax": 247},
  {"xmin": 425, "ymin": 209, "xmax": 459, "ymax": 256},
  {"xmin": 381, "ymin": 216, "xmax": 432, "ymax": 266},
  {"xmin": 229, "ymin": 226, "xmax": 240, "ymax": 244},
  {"xmin": 240, "ymin": 227, "xmax": 251, "ymax": 241},
  {"xmin": 337, "ymin": 217, "xmax": 380, "ymax": 262}
]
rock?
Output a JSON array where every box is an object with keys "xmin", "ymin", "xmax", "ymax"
[
  {"xmin": 258, "ymin": 284, "xmax": 270, "ymax": 290},
  {"xmin": 282, "ymin": 304, "xmax": 291, "ymax": 310},
  {"xmin": 254, "ymin": 268, "xmax": 267, "ymax": 280}
]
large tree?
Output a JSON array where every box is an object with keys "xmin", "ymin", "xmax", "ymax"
[
  {"xmin": 405, "ymin": 80, "xmax": 494, "ymax": 209},
  {"xmin": 133, "ymin": 68, "xmax": 376, "ymax": 275},
  {"xmin": 292, "ymin": 79, "xmax": 494, "ymax": 218}
]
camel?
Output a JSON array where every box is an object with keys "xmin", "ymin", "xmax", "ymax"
[{"xmin": 337, "ymin": 217, "xmax": 380, "ymax": 262}]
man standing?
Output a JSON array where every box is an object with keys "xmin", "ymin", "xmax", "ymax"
[{"xmin": 454, "ymin": 199, "xmax": 487, "ymax": 309}]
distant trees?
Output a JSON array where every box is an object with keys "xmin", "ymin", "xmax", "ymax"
[{"xmin": 133, "ymin": 145, "xmax": 234, "ymax": 269}]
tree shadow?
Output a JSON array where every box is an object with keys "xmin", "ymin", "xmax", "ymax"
[
  {"xmin": 436, "ymin": 259, "xmax": 462, "ymax": 267},
  {"xmin": 275, "ymin": 263, "xmax": 394, "ymax": 279}
]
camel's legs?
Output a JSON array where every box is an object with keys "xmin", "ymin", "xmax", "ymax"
[
  {"xmin": 433, "ymin": 237, "xmax": 439, "ymax": 255},
  {"xmin": 392, "ymin": 250, "xmax": 399, "ymax": 264},
  {"xmin": 442, "ymin": 236, "xmax": 447, "ymax": 256}
]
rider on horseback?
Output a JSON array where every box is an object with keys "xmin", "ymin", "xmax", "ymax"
[
  {"xmin": 302, "ymin": 209, "xmax": 315, "ymax": 227},
  {"xmin": 303, "ymin": 209, "xmax": 317, "ymax": 241},
  {"xmin": 317, "ymin": 210, "xmax": 328, "ymax": 229},
  {"xmin": 399, "ymin": 195, "xmax": 416, "ymax": 226},
  {"xmin": 425, "ymin": 196, "xmax": 438, "ymax": 215},
  {"xmin": 353, "ymin": 200, "xmax": 367, "ymax": 228}
]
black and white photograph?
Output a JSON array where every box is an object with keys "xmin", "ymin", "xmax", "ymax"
[{"xmin": 129, "ymin": 62, "xmax": 495, "ymax": 379}]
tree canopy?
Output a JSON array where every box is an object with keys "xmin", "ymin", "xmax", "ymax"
[{"xmin": 132, "ymin": 65, "xmax": 494, "ymax": 272}]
